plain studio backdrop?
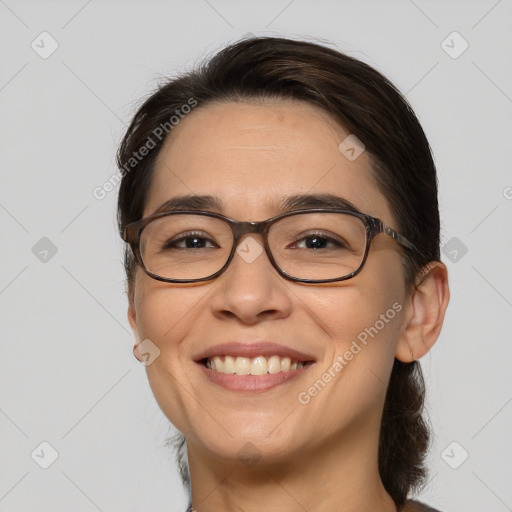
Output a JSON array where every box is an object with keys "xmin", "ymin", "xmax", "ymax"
[{"xmin": 1, "ymin": 1, "xmax": 511, "ymax": 511}]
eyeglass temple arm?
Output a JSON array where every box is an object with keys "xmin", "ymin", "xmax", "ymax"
[
  {"xmin": 380, "ymin": 223, "xmax": 426, "ymax": 258},
  {"xmin": 121, "ymin": 225, "xmax": 138, "ymax": 245}
]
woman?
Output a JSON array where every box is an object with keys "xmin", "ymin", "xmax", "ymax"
[{"xmin": 117, "ymin": 36, "xmax": 449, "ymax": 512}]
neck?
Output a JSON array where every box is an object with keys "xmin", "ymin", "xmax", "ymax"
[{"xmin": 187, "ymin": 426, "xmax": 397, "ymax": 512}]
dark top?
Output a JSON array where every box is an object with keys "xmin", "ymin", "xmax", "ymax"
[
  {"xmin": 186, "ymin": 499, "xmax": 442, "ymax": 511},
  {"xmin": 404, "ymin": 500, "xmax": 442, "ymax": 512}
]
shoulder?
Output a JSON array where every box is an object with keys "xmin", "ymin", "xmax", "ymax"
[{"xmin": 402, "ymin": 499, "xmax": 443, "ymax": 512}]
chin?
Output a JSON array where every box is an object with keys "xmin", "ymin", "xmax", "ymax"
[{"xmin": 195, "ymin": 432, "xmax": 301, "ymax": 469}]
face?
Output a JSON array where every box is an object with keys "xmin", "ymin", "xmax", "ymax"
[{"xmin": 128, "ymin": 100, "xmax": 413, "ymax": 468}]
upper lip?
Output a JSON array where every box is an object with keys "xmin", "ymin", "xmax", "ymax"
[{"xmin": 194, "ymin": 342, "xmax": 316, "ymax": 363}]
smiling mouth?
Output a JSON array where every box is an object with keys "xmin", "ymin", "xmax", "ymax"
[{"xmin": 201, "ymin": 355, "xmax": 315, "ymax": 375}]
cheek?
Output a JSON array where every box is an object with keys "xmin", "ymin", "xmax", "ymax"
[
  {"xmin": 305, "ymin": 255, "xmax": 406, "ymax": 393},
  {"xmin": 298, "ymin": 293, "xmax": 401, "ymax": 430},
  {"xmin": 312, "ymin": 257, "xmax": 405, "ymax": 348},
  {"xmin": 132, "ymin": 278, "xmax": 212, "ymax": 431},
  {"xmin": 312, "ymin": 284, "xmax": 403, "ymax": 367},
  {"xmin": 133, "ymin": 276, "xmax": 209, "ymax": 348},
  {"xmin": 132, "ymin": 278, "xmax": 212, "ymax": 401}
]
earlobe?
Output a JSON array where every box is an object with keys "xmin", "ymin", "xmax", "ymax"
[{"xmin": 395, "ymin": 261, "xmax": 450, "ymax": 362}]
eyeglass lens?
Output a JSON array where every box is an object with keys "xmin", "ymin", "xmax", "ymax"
[{"xmin": 139, "ymin": 212, "xmax": 367, "ymax": 281}]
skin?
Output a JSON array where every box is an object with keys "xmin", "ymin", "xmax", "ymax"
[{"xmin": 127, "ymin": 100, "xmax": 450, "ymax": 512}]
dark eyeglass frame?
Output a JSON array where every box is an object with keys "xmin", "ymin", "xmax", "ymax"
[{"xmin": 121, "ymin": 208, "xmax": 423, "ymax": 284}]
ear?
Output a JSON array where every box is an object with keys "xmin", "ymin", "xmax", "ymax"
[
  {"xmin": 395, "ymin": 261, "xmax": 450, "ymax": 362},
  {"xmin": 128, "ymin": 298, "xmax": 143, "ymax": 363}
]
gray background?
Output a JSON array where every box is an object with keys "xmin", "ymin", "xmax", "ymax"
[{"xmin": 1, "ymin": 1, "xmax": 511, "ymax": 511}]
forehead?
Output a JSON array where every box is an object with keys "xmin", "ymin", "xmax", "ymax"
[{"xmin": 145, "ymin": 100, "xmax": 393, "ymax": 223}]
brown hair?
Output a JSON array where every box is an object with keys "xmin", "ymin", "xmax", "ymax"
[{"xmin": 117, "ymin": 35, "xmax": 439, "ymax": 508}]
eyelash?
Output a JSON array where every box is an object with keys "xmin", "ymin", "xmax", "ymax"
[
  {"xmin": 161, "ymin": 231, "xmax": 347, "ymax": 250},
  {"xmin": 162, "ymin": 232, "xmax": 218, "ymax": 249}
]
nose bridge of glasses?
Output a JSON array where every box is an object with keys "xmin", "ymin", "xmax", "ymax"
[{"xmin": 231, "ymin": 220, "xmax": 268, "ymax": 244}]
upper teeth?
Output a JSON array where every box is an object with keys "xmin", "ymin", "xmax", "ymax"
[{"xmin": 206, "ymin": 355, "xmax": 305, "ymax": 375}]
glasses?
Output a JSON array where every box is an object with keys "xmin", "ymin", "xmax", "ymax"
[{"xmin": 121, "ymin": 208, "xmax": 421, "ymax": 284}]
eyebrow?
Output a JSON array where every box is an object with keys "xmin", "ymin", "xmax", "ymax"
[{"xmin": 151, "ymin": 193, "xmax": 362, "ymax": 217}]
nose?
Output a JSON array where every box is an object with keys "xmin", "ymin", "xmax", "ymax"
[{"xmin": 210, "ymin": 234, "xmax": 293, "ymax": 324}]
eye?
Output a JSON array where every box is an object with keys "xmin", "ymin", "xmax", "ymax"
[
  {"xmin": 290, "ymin": 231, "xmax": 349, "ymax": 250},
  {"xmin": 162, "ymin": 231, "xmax": 218, "ymax": 250}
]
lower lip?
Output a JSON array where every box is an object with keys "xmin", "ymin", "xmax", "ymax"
[{"xmin": 197, "ymin": 362, "xmax": 314, "ymax": 393}]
